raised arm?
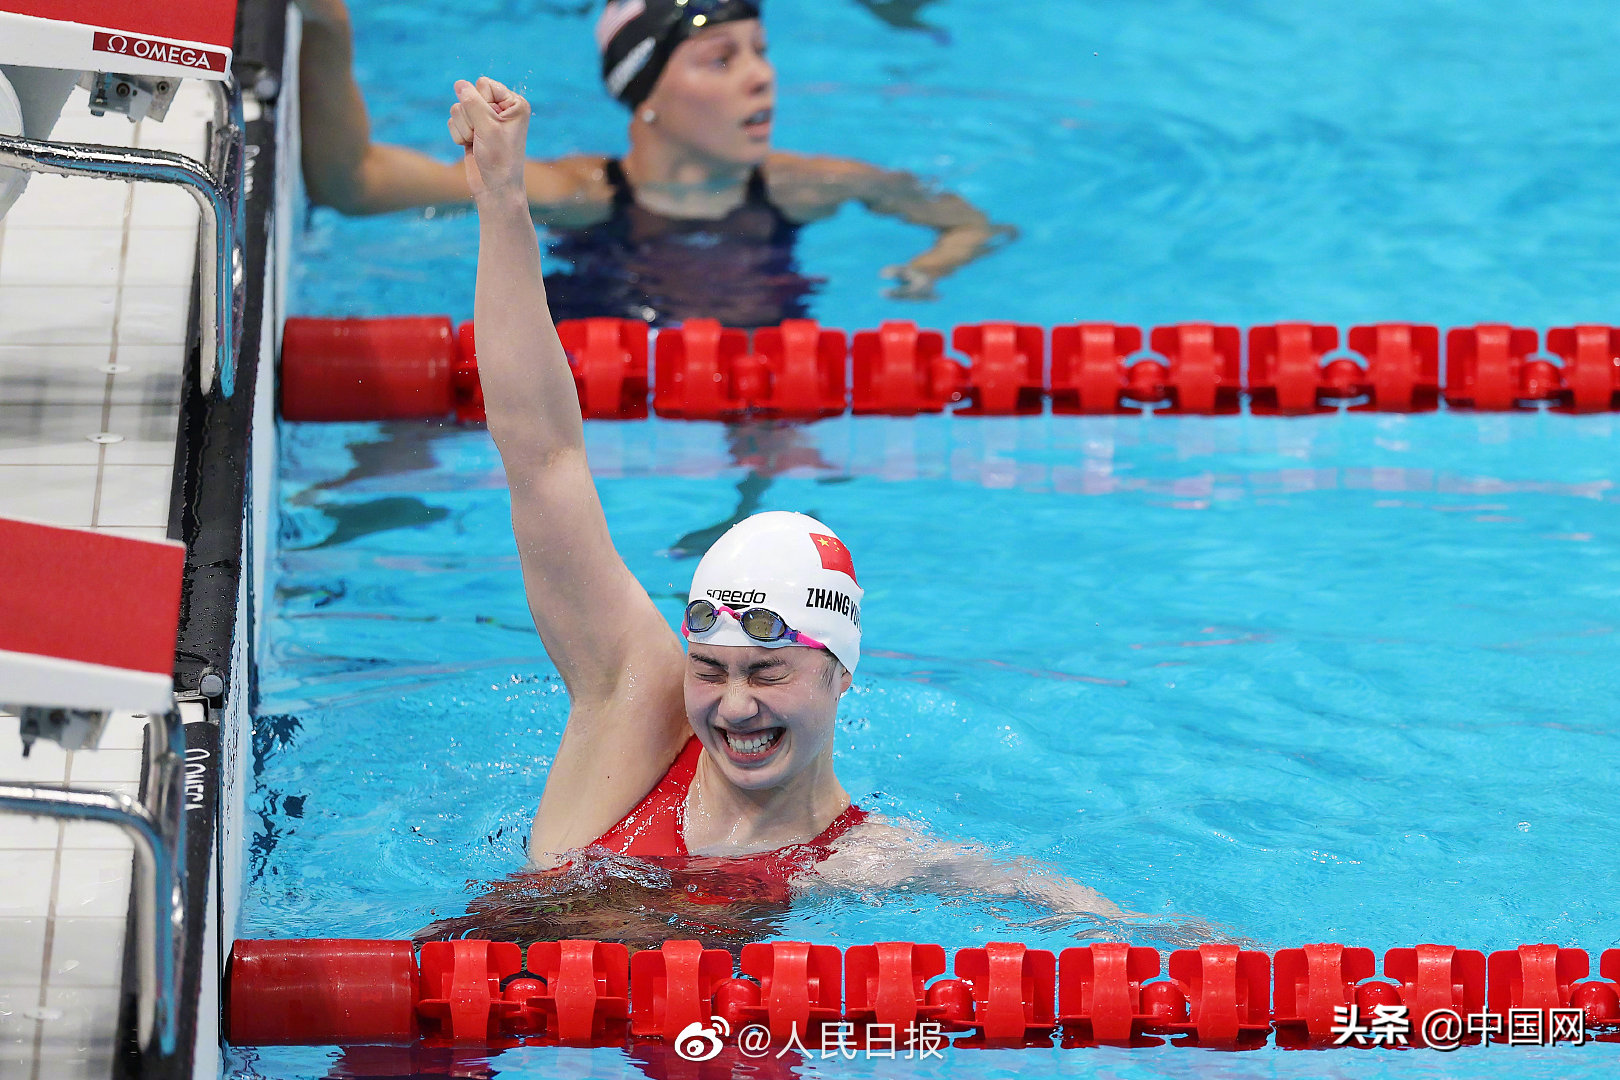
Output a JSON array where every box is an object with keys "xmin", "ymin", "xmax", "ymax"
[
  {"xmin": 451, "ymin": 77, "xmax": 689, "ymax": 856},
  {"xmin": 766, "ymin": 152, "xmax": 1016, "ymax": 299}
]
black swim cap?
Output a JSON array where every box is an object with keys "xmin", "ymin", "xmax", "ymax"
[{"xmin": 596, "ymin": 0, "xmax": 762, "ymax": 110}]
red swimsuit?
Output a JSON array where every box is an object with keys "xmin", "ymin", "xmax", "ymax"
[{"xmin": 592, "ymin": 736, "xmax": 867, "ymax": 903}]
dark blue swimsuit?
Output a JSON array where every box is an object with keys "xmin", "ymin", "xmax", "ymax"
[{"xmin": 543, "ymin": 159, "xmax": 819, "ymax": 329}]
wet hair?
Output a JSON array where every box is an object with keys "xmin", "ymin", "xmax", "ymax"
[
  {"xmin": 595, "ymin": 0, "xmax": 763, "ymax": 109},
  {"xmin": 821, "ymin": 650, "xmax": 849, "ymax": 688}
]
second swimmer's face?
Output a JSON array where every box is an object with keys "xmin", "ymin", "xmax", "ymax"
[
  {"xmin": 645, "ymin": 19, "xmax": 775, "ymax": 165},
  {"xmin": 684, "ymin": 644, "xmax": 850, "ymax": 792}
]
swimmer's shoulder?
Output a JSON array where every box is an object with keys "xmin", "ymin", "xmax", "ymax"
[
  {"xmin": 763, "ymin": 151, "xmax": 897, "ymax": 224},
  {"xmin": 525, "ymin": 153, "xmax": 617, "ymax": 228}
]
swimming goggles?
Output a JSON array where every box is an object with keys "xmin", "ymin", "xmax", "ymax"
[{"xmin": 682, "ymin": 599, "xmax": 827, "ymax": 649}]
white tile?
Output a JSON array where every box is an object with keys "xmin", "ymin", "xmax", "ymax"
[
  {"xmin": 127, "ymin": 184, "xmax": 199, "ymax": 232},
  {"xmin": 167, "ymin": 80, "xmax": 219, "ymax": 113},
  {"xmin": 36, "ymin": 1047, "xmax": 115, "ymax": 1080},
  {"xmin": 123, "ymin": 230, "xmax": 198, "ymax": 286},
  {"xmin": 0, "ymin": 464, "xmax": 98, "ymax": 523},
  {"xmin": 52, "ymin": 850, "xmax": 131, "ymax": 919},
  {"xmin": 135, "ymin": 127, "xmax": 211, "ymax": 161},
  {"xmin": 0, "ymin": 228, "xmax": 123, "ymax": 287},
  {"xmin": 98, "ymin": 405, "xmax": 178, "ymax": 465},
  {"xmin": 0, "ymin": 286, "xmax": 116, "ymax": 346},
  {"xmin": 48, "ymin": 109, "xmax": 138, "ymax": 148},
  {"xmin": 0, "ymin": 852, "xmax": 57, "ymax": 917},
  {"xmin": 0, "ymin": 985, "xmax": 42, "ymax": 1013},
  {"xmin": 2, "ymin": 174, "xmax": 130, "ymax": 231},
  {"xmin": 0, "ymin": 816, "xmax": 60, "ymax": 849},
  {"xmin": 0, "ymin": 404, "xmax": 107, "ymax": 465},
  {"xmin": 0, "ymin": 721, "xmax": 71, "ymax": 784},
  {"xmin": 116, "ymin": 286, "xmax": 191, "ymax": 346},
  {"xmin": 0, "ymin": 918, "xmax": 47, "ymax": 985},
  {"xmin": 0, "ymin": 1038, "xmax": 37, "ymax": 1076},
  {"xmin": 0, "ymin": 985, "xmax": 43, "ymax": 1069},
  {"xmin": 135, "ymin": 108, "xmax": 212, "ymax": 161},
  {"xmin": 64, "ymin": 750, "xmax": 143, "ymax": 786},
  {"xmin": 106, "ymin": 345, "xmax": 184, "ymax": 406},
  {"xmin": 94, "ymin": 465, "xmax": 171, "ymax": 527},
  {"xmin": 46, "ymin": 918, "xmax": 125, "ymax": 988},
  {"xmin": 58, "ymin": 823, "xmax": 135, "ymax": 852},
  {"xmin": 95, "ymin": 714, "xmax": 150, "ymax": 753},
  {"xmin": 38, "ymin": 984, "xmax": 121, "ymax": 1058},
  {"xmin": 89, "ymin": 525, "xmax": 170, "ymax": 542},
  {"xmin": 0, "ymin": 344, "xmax": 114, "ymax": 406}
]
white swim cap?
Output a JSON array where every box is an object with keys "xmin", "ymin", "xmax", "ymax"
[{"xmin": 685, "ymin": 511, "xmax": 863, "ymax": 674}]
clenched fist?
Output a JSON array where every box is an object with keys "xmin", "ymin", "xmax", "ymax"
[{"xmin": 448, "ymin": 76, "xmax": 530, "ymax": 202}]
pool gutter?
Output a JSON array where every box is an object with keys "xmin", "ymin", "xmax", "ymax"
[{"xmin": 109, "ymin": 0, "xmax": 290, "ymax": 1076}]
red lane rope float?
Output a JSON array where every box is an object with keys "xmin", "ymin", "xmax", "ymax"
[
  {"xmin": 1350, "ymin": 323, "xmax": 1443, "ymax": 412},
  {"xmin": 851, "ymin": 320, "xmax": 962, "ymax": 415},
  {"xmin": 225, "ymin": 938, "xmax": 1620, "ymax": 1051},
  {"xmin": 280, "ymin": 317, "xmax": 459, "ymax": 422},
  {"xmin": 555, "ymin": 319, "xmax": 649, "ymax": 420},
  {"xmin": 1151, "ymin": 323, "xmax": 1245, "ymax": 414},
  {"xmin": 953, "ymin": 324, "xmax": 1044, "ymax": 415},
  {"xmin": 653, "ymin": 318, "xmax": 749, "ymax": 419},
  {"xmin": 1248, "ymin": 323, "xmax": 1343, "ymax": 415},
  {"xmin": 1049, "ymin": 323, "xmax": 1141, "ymax": 413},
  {"xmin": 1445, "ymin": 324, "xmax": 1542, "ymax": 411},
  {"xmin": 227, "ymin": 939, "xmax": 420, "ymax": 1046},
  {"xmin": 278, "ymin": 316, "xmax": 1620, "ymax": 422}
]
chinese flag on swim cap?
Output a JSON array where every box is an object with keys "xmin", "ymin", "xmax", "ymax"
[{"xmin": 810, "ymin": 533, "xmax": 857, "ymax": 583}]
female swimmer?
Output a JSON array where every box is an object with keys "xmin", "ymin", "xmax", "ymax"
[
  {"xmin": 447, "ymin": 73, "xmax": 1123, "ymax": 922},
  {"xmin": 295, "ymin": 0, "xmax": 1011, "ymax": 325}
]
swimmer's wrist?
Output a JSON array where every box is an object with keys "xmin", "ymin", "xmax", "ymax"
[{"xmin": 474, "ymin": 184, "xmax": 529, "ymax": 213}]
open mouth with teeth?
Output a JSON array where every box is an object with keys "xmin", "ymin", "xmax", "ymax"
[
  {"xmin": 719, "ymin": 726, "xmax": 784, "ymax": 762},
  {"xmin": 741, "ymin": 107, "xmax": 773, "ymax": 135}
]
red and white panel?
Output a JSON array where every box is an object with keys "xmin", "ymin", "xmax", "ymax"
[
  {"xmin": 0, "ymin": 0, "xmax": 236, "ymax": 81},
  {"xmin": 0, "ymin": 516, "xmax": 186, "ymax": 713}
]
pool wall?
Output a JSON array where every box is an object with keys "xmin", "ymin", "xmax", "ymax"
[
  {"xmin": 113, "ymin": 0, "xmax": 296, "ymax": 1074},
  {"xmin": 0, "ymin": 0, "xmax": 296, "ymax": 1070},
  {"xmin": 210, "ymin": 2, "xmax": 299, "ymax": 1079}
]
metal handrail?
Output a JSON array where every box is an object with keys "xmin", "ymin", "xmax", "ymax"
[
  {"xmin": 0, "ymin": 709, "xmax": 187, "ymax": 1056},
  {"xmin": 0, "ymin": 133, "xmax": 238, "ymax": 397},
  {"xmin": 209, "ymin": 75, "xmax": 247, "ymax": 369}
]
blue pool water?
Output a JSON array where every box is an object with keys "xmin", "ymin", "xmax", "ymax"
[
  {"xmin": 239, "ymin": 413, "xmax": 1620, "ymax": 1077},
  {"xmin": 241, "ymin": 0, "xmax": 1620, "ymax": 1075},
  {"xmin": 297, "ymin": 0, "xmax": 1620, "ymax": 331}
]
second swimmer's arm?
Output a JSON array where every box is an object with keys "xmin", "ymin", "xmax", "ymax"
[
  {"xmin": 296, "ymin": 0, "xmax": 609, "ymax": 219},
  {"xmin": 862, "ymin": 172, "xmax": 1012, "ymax": 301},
  {"xmin": 295, "ymin": 0, "xmax": 473, "ymax": 213},
  {"xmin": 768, "ymin": 153, "xmax": 1015, "ymax": 299}
]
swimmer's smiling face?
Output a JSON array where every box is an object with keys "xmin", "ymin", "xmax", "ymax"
[
  {"xmin": 684, "ymin": 643, "xmax": 850, "ymax": 790},
  {"xmin": 643, "ymin": 19, "xmax": 775, "ymax": 166}
]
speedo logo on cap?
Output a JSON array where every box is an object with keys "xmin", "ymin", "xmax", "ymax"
[
  {"xmin": 707, "ymin": 588, "xmax": 767, "ymax": 605},
  {"xmin": 805, "ymin": 587, "xmax": 860, "ymax": 628},
  {"xmin": 604, "ymin": 37, "xmax": 655, "ymax": 98}
]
